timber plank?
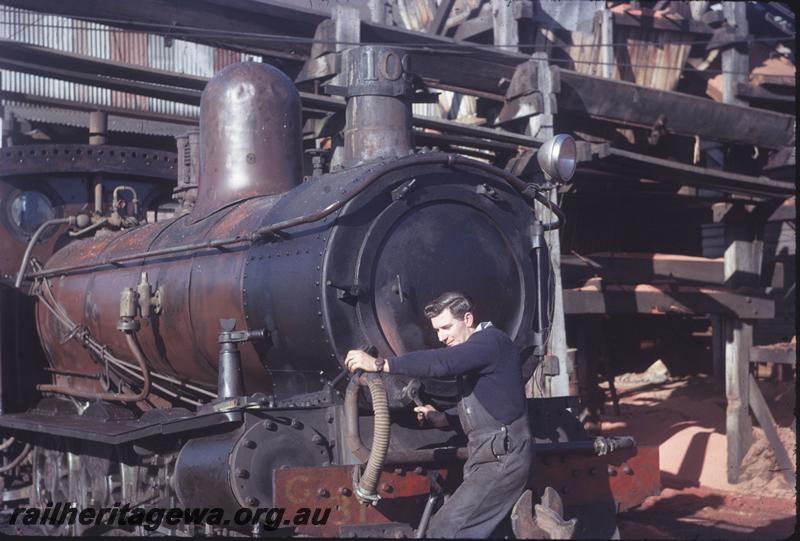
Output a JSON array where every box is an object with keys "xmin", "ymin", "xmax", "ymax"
[
  {"xmin": 563, "ymin": 284, "xmax": 774, "ymax": 318},
  {"xmin": 748, "ymin": 374, "xmax": 795, "ymax": 487}
]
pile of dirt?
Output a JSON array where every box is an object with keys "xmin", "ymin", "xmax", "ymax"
[
  {"xmin": 599, "ymin": 370, "xmax": 796, "ymax": 500},
  {"xmin": 617, "ymin": 485, "xmax": 796, "ymax": 540}
]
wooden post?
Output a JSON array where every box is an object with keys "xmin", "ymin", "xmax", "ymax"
[
  {"xmin": 529, "ymin": 53, "xmax": 569, "ymax": 397},
  {"xmin": 496, "ymin": 6, "xmax": 567, "ymax": 397},
  {"xmin": 599, "ymin": 7, "xmax": 614, "ymax": 79},
  {"xmin": 710, "ymin": 315, "xmax": 725, "ymax": 389},
  {"xmin": 725, "ymin": 318, "xmax": 752, "ymax": 483},
  {"xmin": 713, "ymin": 181, "xmax": 763, "ymax": 484},
  {"xmin": 545, "ymin": 229, "xmax": 569, "ymax": 397},
  {"xmin": 334, "ymin": 5, "xmax": 360, "ymax": 57},
  {"xmin": 749, "ymin": 374, "xmax": 796, "ymax": 487},
  {"xmin": 527, "ymin": 52, "xmax": 556, "ymax": 142},
  {"xmin": 722, "ymin": 2, "xmax": 748, "ymax": 107},
  {"xmin": 723, "ymin": 220, "xmax": 764, "ymax": 289},
  {"xmin": 492, "ymin": 0, "xmax": 519, "ymax": 53},
  {"xmin": 367, "ymin": 0, "xmax": 385, "ymax": 24},
  {"xmin": 328, "ymin": 5, "xmax": 361, "ymax": 171}
]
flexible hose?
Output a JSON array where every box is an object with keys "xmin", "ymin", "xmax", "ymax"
[
  {"xmin": 36, "ymin": 331, "xmax": 151, "ymax": 403},
  {"xmin": 0, "ymin": 437, "xmax": 16, "ymax": 451},
  {"xmin": 35, "ymin": 272, "xmax": 210, "ymax": 405},
  {"xmin": 15, "ymin": 217, "xmax": 74, "ymax": 288},
  {"xmin": 344, "ymin": 372, "xmax": 391, "ymax": 504},
  {"xmin": 0, "ymin": 443, "xmax": 32, "ymax": 473}
]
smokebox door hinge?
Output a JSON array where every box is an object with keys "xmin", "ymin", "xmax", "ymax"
[
  {"xmin": 327, "ymin": 280, "xmax": 361, "ymax": 303},
  {"xmin": 391, "ymin": 178, "xmax": 417, "ymax": 202}
]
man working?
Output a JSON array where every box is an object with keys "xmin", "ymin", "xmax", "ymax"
[{"xmin": 345, "ymin": 291, "xmax": 533, "ymax": 538}]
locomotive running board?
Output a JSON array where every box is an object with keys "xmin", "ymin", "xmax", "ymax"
[{"xmin": 0, "ymin": 409, "xmax": 241, "ymax": 444}]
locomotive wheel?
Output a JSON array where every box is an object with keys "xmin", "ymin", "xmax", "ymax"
[
  {"xmin": 31, "ymin": 442, "xmax": 71, "ymax": 507},
  {"xmin": 75, "ymin": 445, "xmax": 121, "ymax": 509}
]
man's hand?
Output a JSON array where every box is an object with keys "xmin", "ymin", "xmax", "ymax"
[
  {"xmin": 345, "ymin": 350, "xmax": 379, "ymax": 372},
  {"xmin": 414, "ymin": 404, "xmax": 449, "ymax": 428}
]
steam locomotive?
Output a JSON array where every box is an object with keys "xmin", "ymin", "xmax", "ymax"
[{"xmin": 0, "ymin": 47, "xmax": 658, "ymax": 537}]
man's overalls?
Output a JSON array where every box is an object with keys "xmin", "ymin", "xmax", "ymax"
[{"xmin": 427, "ymin": 374, "xmax": 533, "ymax": 538}]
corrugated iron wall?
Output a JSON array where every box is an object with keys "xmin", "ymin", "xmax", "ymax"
[{"xmin": 0, "ymin": 5, "xmax": 260, "ymax": 117}]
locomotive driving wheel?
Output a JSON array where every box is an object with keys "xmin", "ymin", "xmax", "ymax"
[
  {"xmin": 75, "ymin": 445, "xmax": 122, "ymax": 510},
  {"xmin": 31, "ymin": 441, "xmax": 71, "ymax": 507}
]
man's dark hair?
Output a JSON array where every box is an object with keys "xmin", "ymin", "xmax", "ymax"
[{"xmin": 424, "ymin": 291, "xmax": 474, "ymax": 319}]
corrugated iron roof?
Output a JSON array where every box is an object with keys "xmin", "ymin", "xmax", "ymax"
[{"xmin": 6, "ymin": 103, "xmax": 188, "ymax": 137}]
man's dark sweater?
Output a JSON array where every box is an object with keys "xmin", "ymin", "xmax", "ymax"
[{"xmin": 387, "ymin": 326, "xmax": 526, "ymax": 426}]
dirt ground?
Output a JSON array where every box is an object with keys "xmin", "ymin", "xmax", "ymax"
[{"xmin": 596, "ymin": 368, "xmax": 797, "ymax": 539}]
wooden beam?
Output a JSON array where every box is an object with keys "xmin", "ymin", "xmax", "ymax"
[
  {"xmin": 560, "ymin": 253, "xmax": 784, "ymax": 289},
  {"xmin": 612, "ymin": 5, "xmax": 714, "ymax": 34},
  {"xmin": 596, "ymin": 148, "xmax": 795, "ymax": 199},
  {"xmin": 454, "ymin": 4, "xmax": 493, "ymax": 41},
  {"xmin": 427, "ymin": 0, "xmax": 456, "ymax": 35},
  {"xmin": 725, "ymin": 318, "xmax": 752, "ymax": 484},
  {"xmin": 736, "ymin": 83, "xmax": 795, "ymax": 104},
  {"xmin": 557, "ymin": 68, "xmax": 795, "ymax": 149},
  {"xmin": 714, "ymin": 203, "xmax": 766, "ymax": 290},
  {"xmin": 563, "ymin": 284, "xmax": 774, "ymax": 318},
  {"xmin": 750, "ymin": 344, "xmax": 796, "ymax": 365},
  {"xmin": 748, "ymin": 374, "xmax": 795, "ymax": 487},
  {"xmin": 294, "ymin": 19, "xmax": 338, "ymax": 84}
]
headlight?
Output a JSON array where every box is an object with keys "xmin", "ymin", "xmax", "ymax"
[
  {"xmin": 7, "ymin": 190, "xmax": 56, "ymax": 237},
  {"xmin": 536, "ymin": 134, "xmax": 577, "ymax": 183}
]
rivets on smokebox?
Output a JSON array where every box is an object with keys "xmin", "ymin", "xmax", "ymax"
[
  {"xmin": 317, "ymin": 488, "xmax": 329, "ymax": 498},
  {"xmin": 291, "ymin": 419, "xmax": 303, "ymax": 429},
  {"xmin": 245, "ymin": 497, "xmax": 259, "ymax": 506},
  {"xmin": 312, "ymin": 434, "xmax": 324, "ymax": 445},
  {"xmin": 263, "ymin": 420, "xmax": 277, "ymax": 431},
  {"xmin": 241, "ymin": 439, "xmax": 256, "ymax": 449},
  {"xmin": 236, "ymin": 468, "xmax": 250, "ymax": 478}
]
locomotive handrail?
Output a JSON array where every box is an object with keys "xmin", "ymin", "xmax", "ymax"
[
  {"xmin": 21, "ymin": 153, "xmax": 566, "ymax": 281},
  {"xmin": 253, "ymin": 153, "xmax": 565, "ymax": 239},
  {"xmin": 14, "ymin": 216, "xmax": 76, "ymax": 288}
]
